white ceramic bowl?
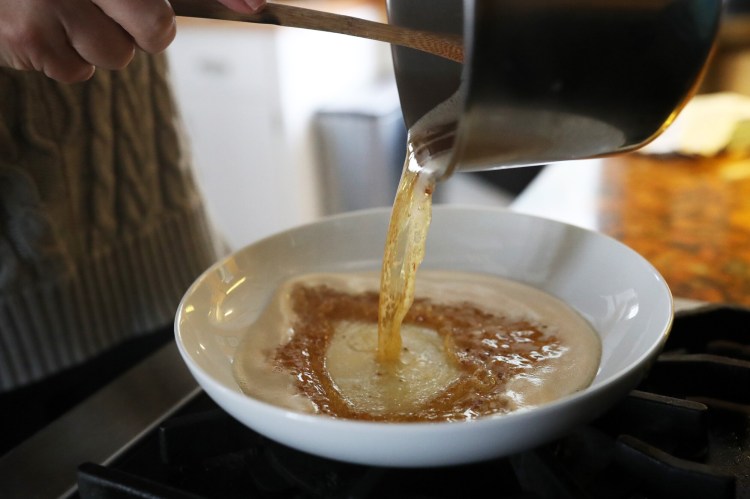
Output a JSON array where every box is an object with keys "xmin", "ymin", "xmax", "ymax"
[{"xmin": 175, "ymin": 206, "xmax": 673, "ymax": 467}]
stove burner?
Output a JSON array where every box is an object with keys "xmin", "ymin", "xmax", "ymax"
[
  {"xmin": 77, "ymin": 405, "xmax": 526, "ymax": 498},
  {"xmin": 75, "ymin": 306, "xmax": 750, "ymax": 499}
]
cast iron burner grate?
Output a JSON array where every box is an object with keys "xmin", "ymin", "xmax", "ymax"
[{"xmin": 76, "ymin": 306, "xmax": 750, "ymax": 499}]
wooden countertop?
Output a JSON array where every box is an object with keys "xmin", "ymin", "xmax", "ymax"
[{"xmin": 512, "ymin": 153, "xmax": 750, "ymax": 307}]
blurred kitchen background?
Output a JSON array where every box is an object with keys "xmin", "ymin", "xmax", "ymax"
[{"xmin": 166, "ymin": 0, "xmax": 750, "ymax": 251}]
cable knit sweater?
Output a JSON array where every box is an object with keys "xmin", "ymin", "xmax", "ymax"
[{"xmin": 0, "ymin": 52, "xmax": 219, "ymax": 391}]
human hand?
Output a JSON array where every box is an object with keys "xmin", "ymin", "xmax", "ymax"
[{"xmin": 0, "ymin": 0, "xmax": 266, "ymax": 83}]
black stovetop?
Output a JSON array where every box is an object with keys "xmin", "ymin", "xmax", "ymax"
[{"xmin": 72, "ymin": 306, "xmax": 750, "ymax": 499}]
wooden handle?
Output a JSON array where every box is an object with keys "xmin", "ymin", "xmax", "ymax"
[{"xmin": 170, "ymin": 0, "xmax": 464, "ymax": 63}]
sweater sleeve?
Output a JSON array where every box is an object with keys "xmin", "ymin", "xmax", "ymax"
[{"xmin": 0, "ymin": 53, "xmax": 220, "ymax": 391}]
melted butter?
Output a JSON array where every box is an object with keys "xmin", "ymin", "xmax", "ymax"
[
  {"xmin": 232, "ymin": 271, "xmax": 601, "ymax": 422},
  {"xmin": 232, "ymin": 93, "xmax": 602, "ymax": 422},
  {"xmin": 377, "ymin": 165, "xmax": 435, "ymax": 362},
  {"xmin": 377, "ymin": 92, "xmax": 459, "ymax": 363},
  {"xmin": 327, "ymin": 322, "xmax": 461, "ymax": 416}
]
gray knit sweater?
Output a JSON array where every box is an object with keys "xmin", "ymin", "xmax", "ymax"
[{"xmin": 0, "ymin": 52, "xmax": 219, "ymax": 391}]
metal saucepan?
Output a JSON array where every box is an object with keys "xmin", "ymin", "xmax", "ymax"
[{"xmin": 388, "ymin": 0, "xmax": 723, "ymax": 178}]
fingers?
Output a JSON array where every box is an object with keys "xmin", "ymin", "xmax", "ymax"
[
  {"xmin": 0, "ymin": 0, "xmax": 265, "ymax": 83},
  {"xmin": 93, "ymin": 0, "xmax": 176, "ymax": 54},
  {"xmin": 0, "ymin": 0, "xmax": 96, "ymax": 83},
  {"xmin": 34, "ymin": 32, "xmax": 97, "ymax": 83},
  {"xmin": 0, "ymin": 0, "xmax": 170, "ymax": 82},
  {"xmin": 28, "ymin": 40, "xmax": 96, "ymax": 84},
  {"xmin": 57, "ymin": 0, "xmax": 136, "ymax": 71}
]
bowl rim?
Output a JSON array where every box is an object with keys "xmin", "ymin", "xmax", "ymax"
[{"xmin": 175, "ymin": 204, "xmax": 674, "ymax": 432}]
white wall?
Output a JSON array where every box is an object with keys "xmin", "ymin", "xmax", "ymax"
[{"xmin": 167, "ymin": 4, "xmax": 389, "ymax": 250}]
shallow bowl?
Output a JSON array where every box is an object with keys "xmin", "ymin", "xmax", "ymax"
[{"xmin": 175, "ymin": 206, "xmax": 673, "ymax": 467}]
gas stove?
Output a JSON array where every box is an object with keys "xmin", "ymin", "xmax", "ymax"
[{"xmin": 1, "ymin": 302, "xmax": 749, "ymax": 498}]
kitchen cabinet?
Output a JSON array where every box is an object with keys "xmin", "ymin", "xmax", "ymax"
[{"xmin": 167, "ymin": 2, "xmax": 390, "ymax": 250}]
